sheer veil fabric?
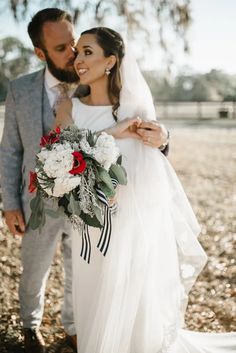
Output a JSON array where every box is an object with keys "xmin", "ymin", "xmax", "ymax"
[
  {"xmin": 118, "ymin": 42, "xmax": 157, "ymax": 121},
  {"xmin": 71, "ymin": 43, "xmax": 236, "ymax": 353}
]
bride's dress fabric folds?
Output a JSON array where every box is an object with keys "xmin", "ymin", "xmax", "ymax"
[
  {"xmin": 71, "ymin": 98, "xmax": 236, "ymax": 353},
  {"xmin": 70, "ymin": 39, "xmax": 235, "ymax": 353}
]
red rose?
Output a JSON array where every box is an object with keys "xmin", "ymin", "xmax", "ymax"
[
  {"xmin": 28, "ymin": 171, "xmax": 37, "ymax": 193},
  {"xmin": 40, "ymin": 127, "xmax": 61, "ymax": 147},
  {"xmin": 50, "ymin": 135, "xmax": 60, "ymax": 144},
  {"xmin": 55, "ymin": 126, "xmax": 61, "ymax": 134},
  {"xmin": 40, "ymin": 134, "xmax": 50, "ymax": 147},
  {"xmin": 69, "ymin": 151, "xmax": 87, "ymax": 175}
]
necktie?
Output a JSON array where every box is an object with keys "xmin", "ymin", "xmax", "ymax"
[{"xmin": 53, "ymin": 83, "xmax": 70, "ymax": 116}]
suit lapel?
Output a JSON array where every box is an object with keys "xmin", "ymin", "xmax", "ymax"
[
  {"xmin": 28, "ymin": 69, "xmax": 54, "ymax": 148},
  {"xmin": 28, "ymin": 69, "xmax": 44, "ymax": 147},
  {"xmin": 42, "ymin": 86, "xmax": 54, "ymax": 134}
]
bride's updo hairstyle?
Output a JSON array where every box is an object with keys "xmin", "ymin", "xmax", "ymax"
[{"xmin": 81, "ymin": 27, "xmax": 125, "ymax": 121}]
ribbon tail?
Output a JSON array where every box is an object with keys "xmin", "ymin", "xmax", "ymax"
[
  {"xmin": 97, "ymin": 205, "xmax": 112, "ymax": 257},
  {"xmin": 80, "ymin": 223, "xmax": 91, "ymax": 263}
]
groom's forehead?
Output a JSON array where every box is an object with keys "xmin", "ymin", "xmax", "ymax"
[{"xmin": 42, "ymin": 20, "xmax": 76, "ymax": 46}]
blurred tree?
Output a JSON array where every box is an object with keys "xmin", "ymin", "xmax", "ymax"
[
  {"xmin": 144, "ymin": 70, "xmax": 236, "ymax": 102},
  {"xmin": 224, "ymin": 93, "xmax": 236, "ymax": 101},
  {"xmin": 205, "ymin": 70, "xmax": 236, "ymax": 101},
  {"xmin": 169, "ymin": 75, "xmax": 212, "ymax": 101},
  {"xmin": 3, "ymin": 0, "xmax": 192, "ymax": 54},
  {"xmin": 0, "ymin": 36, "xmax": 34, "ymax": 101},
  {"xmin": 143, "ymin": 71, "xmax": 172, "ymax": 101}
]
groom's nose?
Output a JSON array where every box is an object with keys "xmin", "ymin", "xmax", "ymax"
[{"xmin": 66, "ymin": 45, "xmax": 77, "ymax": 60}]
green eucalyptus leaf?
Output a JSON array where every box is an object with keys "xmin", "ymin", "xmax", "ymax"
[
  {"xmin": 69, "ymin": 193, "xmax": 81, "ymax": 216},
  {"xmin": 99, "ymin": 182, "xmax": 116, "ymax": 199},
  {"xmin": 80, "ymin": 211, "xmax": 102, "ymax": 228},
  {"xmin": 30, "ymin": 194, "xmax": 40, "ymax": 211},
  {"xmin": 87, "ymin": 130, "xmax": 96, "ymax": 146},
  {"xmin": 117, "ymin": 155, "xmax": 122, "ymax": 165},
  {"xmin": 109, "ymin": 164, "xmax": 127, "ymax": 185},
  {"xmin": 28, "ymin": 194, "xmax": 45, "ymax": 230},
  {"xmin": 97, "ymin": 166, "xmax": 115, "ymax": 191},
  {"xmin": 28, "ymin": 211, "xmax": 41, "ymax": 230}
]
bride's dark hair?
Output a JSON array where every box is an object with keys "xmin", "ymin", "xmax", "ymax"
[{"xmin": 81, "ymin": 27, "xmax": 125, "ymax": 121}]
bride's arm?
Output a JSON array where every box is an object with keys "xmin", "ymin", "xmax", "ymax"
[
  {"xmin": 105, "ymin": 119, "xmax": 169, "ymax": 154},
  {"xmin": 52, "ymin": 99, "xmax": 148, "ymax": 144},
  {"xmin": 53, "ymin": 99, "xmax": 74, "ymax": 130},
  {"xmin": 52, "ymin": 99, "xmax": 141, "ymax": 140},
  {"xmin": 103, "ymin": 117, "xmax": 142, "ymax": 139}
]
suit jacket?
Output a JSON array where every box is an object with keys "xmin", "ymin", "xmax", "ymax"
[{"xmin": 0, "ymin": 69, "xmax": 54, "ymax": 215}]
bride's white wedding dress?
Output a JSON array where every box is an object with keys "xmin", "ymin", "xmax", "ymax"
[{"xmin": 71, "ymin": 98, "xmax": 236, "ymax": 353}]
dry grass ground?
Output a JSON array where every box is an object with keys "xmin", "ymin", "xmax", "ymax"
[{"xmin": 0, "ymin": 126, "xmax": 235, "ymax": 352}]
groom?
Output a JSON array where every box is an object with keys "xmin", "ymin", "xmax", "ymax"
[{"xmin": 0, "ymin": 7, "xmax": 169, "ymax": 353}]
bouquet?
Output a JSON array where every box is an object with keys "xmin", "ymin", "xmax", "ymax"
[{"xmin": 28, "ymin": 126, "xmax": 127, "ymax": 262}]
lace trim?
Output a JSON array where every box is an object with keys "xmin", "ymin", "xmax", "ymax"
[{"xmin": 159, "ymin": 323, "xmax": 178, "ymax": 353}]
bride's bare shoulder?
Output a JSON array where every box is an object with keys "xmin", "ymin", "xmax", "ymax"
[{"xmin": 53, "ymin": 99, "xmax": 73, "ymax": 129}]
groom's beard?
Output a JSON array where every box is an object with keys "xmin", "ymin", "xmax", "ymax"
[{"xmin": 45, "ymin": 53, "xmax": 79, "ymax": 83}]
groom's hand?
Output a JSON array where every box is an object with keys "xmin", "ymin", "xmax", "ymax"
[
  {"xmin": 4, "ymin": 209, "xmax": 25, "ymax": 236},
  {"xmin": 136, "ymin": 121, "xmax": 168, "ymax": 148}
]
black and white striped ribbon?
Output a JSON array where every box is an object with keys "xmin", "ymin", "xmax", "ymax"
[
  {"xmin": 80, "ymin": 223, "xmax": 91, "ymax": 263},
  {"xmin": 97, "ymin": 203, "xmax": 112, "ymax": 256},
  {"xmin": 80, "ymin": 178, "xmax": 118, "ymax": 263},
  {"xmin": 111, "ymin": 178, "xmax": 119, "ymax": 188}
]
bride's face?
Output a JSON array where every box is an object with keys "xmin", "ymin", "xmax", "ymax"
[{"xmin": 74, "ymin": 34, "xmax": 114, "ymax": 85}]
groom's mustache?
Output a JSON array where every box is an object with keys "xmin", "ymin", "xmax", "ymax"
[
  {"xmin": 45, "ymin": 53, "xmax": 78, "ymax": 83},
  {"xmin": 66, "ymin": 58, "xmax": 76, "ymax": 67}
]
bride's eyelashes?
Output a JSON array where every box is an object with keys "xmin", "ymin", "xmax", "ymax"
[
  {"xmin": 84, "ymin": 49, "xmax": 93, "ymax": 55},
  {"xmin": 76, "ymin": 49, "xmax": 93, "ymax": 57}
]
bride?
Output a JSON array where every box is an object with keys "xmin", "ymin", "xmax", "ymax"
[{"xmin": 55, "ymin": 27, "xmax": 236, "ymax": 353}]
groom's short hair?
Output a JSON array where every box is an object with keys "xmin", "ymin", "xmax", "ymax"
[{"xmin": 28, "ymin": 8, "xmax": 73, "ymax": 49}]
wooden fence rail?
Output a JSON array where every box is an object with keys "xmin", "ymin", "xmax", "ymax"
[
  {"xmin": 1, "ymin": 101, "xmax": 236, "ymax": 120},
  {"xmin": 155, "ymin": 101, "xmax": 236, "ymax": 120}
]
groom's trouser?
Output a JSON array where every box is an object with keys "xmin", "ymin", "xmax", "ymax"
[{"xmin": 19, "ymin": 215, "xmax": 75, "ymax": 335}]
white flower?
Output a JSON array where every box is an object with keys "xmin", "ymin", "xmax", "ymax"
[
  {"xmin": 37, "ymin": 148, "xmax": 50, "ymax": 163},
  {"xmin": 93, "ymin": 132, "xmax": 119, "ymax": 170},
  {"xmin": 80, "ymin": 137, "xmax": 93, "ymax": 155},
  {"xmin": 43, "ymin": 176, "xmax": 81, "ymax": 197},
  {"xmin": 71, "ymin": 142, "xmax": 80, "ymax": 150},
  {"xmin": 36, "ymin": 142, "xmax": 84, "ymax": 197},
  {"xmin": 42, "ymin": 142, "xmax": 74, "ymax": 178}
]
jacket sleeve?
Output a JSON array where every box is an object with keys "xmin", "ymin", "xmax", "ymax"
[
  {"xmin": 0, "ymin": 82, "xmax": 23, "ymax": 210},
  {"xmin": 161, "ymin": 143, "xmax": 169, "ymax": 156}
]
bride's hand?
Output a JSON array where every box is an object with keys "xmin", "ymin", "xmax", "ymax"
[{"xmin": 105, "ymin": 117, "xmax": 142, "ymax": 139}]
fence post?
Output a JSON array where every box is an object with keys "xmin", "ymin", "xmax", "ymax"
[
  {"xmin": 197, "ymin": 101, "xmax": 202, "ymax": 119},
  {"xmin": 163, "ymin": 101, "xmax": 168, "ymax": 119}
]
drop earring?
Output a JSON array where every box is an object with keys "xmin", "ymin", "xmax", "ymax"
[{"xmin": 105, "ymin": 68, "xmax": 111, "ymax": 75}]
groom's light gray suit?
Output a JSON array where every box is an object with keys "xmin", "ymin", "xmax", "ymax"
[{"xmin": 0, "ymin": 69, "xmax": 75, "ymax": 334}]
